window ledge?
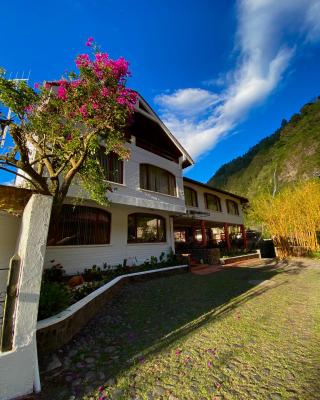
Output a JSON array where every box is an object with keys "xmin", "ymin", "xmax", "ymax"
[
  {"xmin": 127, "ymin": 242, "xmax": 168, "ymax": 246},
  {"xmin": 47, "ymin": 244, "xmax": 112, "ymax": 249},
  {"xmin": 102, "ymin": 179, "xmax": 127, "ymax": 187},
  {"xmin": 139, "ymin": 188, "xmax": 179, "ymax": 199}
]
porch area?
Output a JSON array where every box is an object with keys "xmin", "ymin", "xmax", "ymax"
[{"xmin": 173, "ymin": 216, "xmax": 248, "ymax": 261}]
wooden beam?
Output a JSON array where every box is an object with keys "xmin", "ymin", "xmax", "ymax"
[
  {"xmin": 201, "ymin": 220, "xmax": 207, "ymax": 247},
  {"xmin": 224, "ymin": 223, "xmax": 231, "ymax": 250},
  {"xmin": 240, "ymin": 224, "xmax": 248, "ymax": 249}
]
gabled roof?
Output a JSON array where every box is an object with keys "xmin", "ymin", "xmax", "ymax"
[
  {"xmin": 135, "ymin": 93, "xmax": 194, "ymax": 168},
  {"xmin": 44, "ymin": 84, "xmax": 194, "ymax": 168},
  {"xmin": 183, "ymin": 177, "xmax": 249, "ymax": 204}
]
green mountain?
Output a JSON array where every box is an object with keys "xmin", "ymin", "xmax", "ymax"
[{"xmin": 208, "ymin": 98, "xmax": 320, "ymax": 198}]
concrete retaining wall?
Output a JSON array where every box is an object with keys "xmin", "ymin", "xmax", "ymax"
[
  {"xmin": 37, "ymin": 265, "xmax": 188, "ymax": 354},
  {"xmin": 222, "ymin": 252, "xmax": 260, "ymax": 265}
]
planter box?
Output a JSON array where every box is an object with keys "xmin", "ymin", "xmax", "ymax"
[
  {"xmin": 37, "ymin": 265, "xmax": 188, "ymax": 354},
  {"xmin": 190, "ymin": 248, "xmax": 220, "ymax": 265},
  {"xmin": 221, "ymin": 252, "xmax": 261, "ymax": 265}
]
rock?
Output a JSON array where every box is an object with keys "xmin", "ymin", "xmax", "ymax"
[
  {"xmin": 68, "ymin": 349, "xmax": 78, "ymax": 357},
  {"xmin": 65, "ymin": 374, "xmax": 74, "ymax": 383},
  {"xmin": 105, "ymin": 346, "xmax": 117, "ymax": 353},
  {"xmin": 68, "ymin": 275, "xmax": 84, "ymax": 287},
  {"xmin": 111, "ymin": 389, "xmax": 124, "ymax": 399},
  {"xmin": 106, "ymin": 378, "xmax": 116, "ymax": 385},
  {"xmin": 153, "ymin": 385, "xmax": 166, "ymax": 395},
  {"xmin": 98, "ymin": 371, "xmax": 106, "ymax": 380},
  {"xmin": 85, "ymin": 371, "xmax": 96, "ymax": 381},
  {"xmin": 269, "ymin": 394, "xmax": 282, "ymax": 400},
  {"xmin": 71, "ymin": 378, "xmax": 82, "ymax": 386},
  {"xmin": 46, "ymin": 353, "xmax": 62, "ymax": 373}
]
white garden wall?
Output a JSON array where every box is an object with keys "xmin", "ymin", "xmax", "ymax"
[
  {"xmin": 0, "ymin": 212, "xmax": 21, "ymax": 270},
  {"xmin": 0, "ymin": 212, "xmax": 21, "ymax": 330},
  {"xmin": 0, "ymin": 194, "xmax": 52, "ymax": 400},
  {"xmin": 45, "ymin": 203, "xmax": 175, "ymax": 275}
]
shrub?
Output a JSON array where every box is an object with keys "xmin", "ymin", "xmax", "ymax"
[
  {"xmin": 43, "ymin": 260, "xmax": 65, "ymax": 282},
  {"xmin": 83, "ymin": 265, "xmax": 103, "ymax": 282},
  {"xmin": 247, "ymin": 180, "xmax": 320, "ymax": 258},
  {"xmin": 72, "ymin": 281, "xmax": 103, "ymax": 302},
  {"xmin": 38, "ymin": 282, "xmax": 72, "ymax": 320}
]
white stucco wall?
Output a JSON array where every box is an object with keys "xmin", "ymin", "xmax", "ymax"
[
  {"xmin": 45, "ymin": 203, "xmax": 175, "ymax": 275},
  {"xmin": 0, "ymin": 194, "xmax": 52, "ymax": 400},
  {"xmin": 0, "ymin": 213, "xmax": 21, "ymax": 331},
  {"xmin": 183, "ymin": 181, "xmax": 245, "ymax": 226},
  {"xmin": 0, "ymin": 212, "xmax": 21, "ymax": 271},
  {"xmin": 68, "ymin": 142, "xmax": 186, "ymax": 214}
]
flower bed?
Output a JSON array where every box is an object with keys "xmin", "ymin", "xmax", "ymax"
[{"xmin": 38, "ymin": 250, "xmax": 186, "ymax": 320}]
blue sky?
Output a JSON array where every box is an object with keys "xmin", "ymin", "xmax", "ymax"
[{"xmin": 1, "ymin": 0, "xmax": 320, "ymax": 184}]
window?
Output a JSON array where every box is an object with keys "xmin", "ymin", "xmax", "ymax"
[
  {"xmin": 205, "ymin": 193, "xmax": 221, "ymax": 212},
  {"xmin": 184, "ymin": 186, "xmax": 198, "ymax": 207},
  {"xmin": 47, "ymin": 205, "xmax": 111, "ymax": 245},
  {"xmin": 128, "ymin": 213, "xmax": 166, "ymax": 243},
  {"xmin": 174, "ymin": 229, "xmax": 187, "ymax": 243},
  {"xmin": 140, "ymin": 164, "xmax": 176, "ymax": 196},
  {"xmin": 99, "ymin": 150, "xmax": 123, "ymax": 184},
  {"xmin": 226, "ymin": 199, "xmax": 239, "ymax": 215}
]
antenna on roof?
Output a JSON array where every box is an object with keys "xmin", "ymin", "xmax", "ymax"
[{"xmin": 0, "ymin": 71, "xmax": 30, "ymax": 148}]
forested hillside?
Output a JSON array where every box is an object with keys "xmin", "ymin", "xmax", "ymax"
[{"xmin": 208, "ymin": 98, "xmax": 320, "ymax": 198}]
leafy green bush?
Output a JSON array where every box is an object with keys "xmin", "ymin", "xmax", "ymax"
[
  {"xmin": 83, "ymin": 265, "xmax": 103, "ymax": 282},
  {"xmin": 38, "ymin": 282, "xmax": 72, "ymax": 320},
  {"xmin": 72, "ymin": 281, "xmax": 103, "ymax": 302},
  {"xmin": 43, "ymin": 260, "xmax": 65, "ymax": 282}
]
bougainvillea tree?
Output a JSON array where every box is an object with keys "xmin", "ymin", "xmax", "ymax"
[{"xmin": 0, "ymin": 38, "xmax": 137, "ymax": 220}]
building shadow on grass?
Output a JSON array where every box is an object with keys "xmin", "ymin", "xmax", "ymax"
[{"xmin": 38, "ymin": 259, "xmax": 319, "ymax": 399}]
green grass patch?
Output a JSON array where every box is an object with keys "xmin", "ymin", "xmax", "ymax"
[{"xmin": 40, "ymin": 259, "xmax": 320, "ymax": 400}]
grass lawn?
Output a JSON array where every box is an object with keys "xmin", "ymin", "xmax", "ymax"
[{"xmin": 40, "ymin": 258, "xmax": 320, "ymax": 400}]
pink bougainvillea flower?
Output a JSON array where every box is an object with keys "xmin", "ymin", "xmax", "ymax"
[
  {"xmin": 208, "ymin": 361, "xmax": 213, "ymax": 368},
  {"xmin": 25, "ymin": 105, "xmax": 34, "ymax": 113},
  {"xmin": 71, "ymin": 79, "xmax": 81, "ymax": 88},
  {"xmin": 215, "ymin": 382, "xmax": 221, "ymax": 389},
  {"xmin": 101, "ymin": 87, "xmax": 109, "ymax": 97},
  {"xmin": 175, "ymin": 349, "xmax": 182, "ymax": 356},
  {"xmin": 76, "ymin": 54, "xmax": 90, "ymax": 68},
  {"xmin": 98, "ymin": 386, "xmax": 104, "ymax": 392},
  {"xmin": 86, "ymin": 37, "xmax": 94, "ymax": 47},
  {"xmin": 79, "ymin": 104, "xmax": 88, "ymax": 118},
  {"xmin": 57, "ymin": 86, "xmax": 67, "ymax": 100},
  {"xmin": 34, "ymin": 83, "xmax": 40, "ymax": 89}
]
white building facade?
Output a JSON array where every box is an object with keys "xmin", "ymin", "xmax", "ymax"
[{"xmin": 14, "ymin": 95, "xmax": 247, "ymax": 275}]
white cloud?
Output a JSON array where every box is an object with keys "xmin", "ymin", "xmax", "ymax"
[
  {"xmin": 155, "ymin": 88, "xmax": 221, "ymax": 117},
  {"xmin": 2, "ymin": 179, "xmax": 14, "ymax": 186},
  {"xmin": 154, "ymin": 0, "xmax": 320, "ymax": 159}
]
